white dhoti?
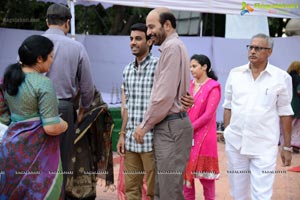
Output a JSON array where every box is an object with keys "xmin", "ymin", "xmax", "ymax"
[{"xmin": 225, "ymin": 142, "xmax": 277, "ymax": 200}]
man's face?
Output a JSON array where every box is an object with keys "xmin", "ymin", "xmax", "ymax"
[
  {"xmin": 130, "ymin": 30, "xmax": 149, "ymax": 57},
  {"xmin": 248, "ymin": 37, "xmax": 272, "ymax": 66},
  {"xmin": 146, "ymin": 11, "xmax": 166, "ymax": 46}
]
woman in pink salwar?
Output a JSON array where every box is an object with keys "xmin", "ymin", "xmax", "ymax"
[{"xmin": 184, "ymin": 54, "xmax": 221, "ymax": 200}]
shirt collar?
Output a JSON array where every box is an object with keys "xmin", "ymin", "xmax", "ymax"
[
  {"xmin": 159, "ymin": 32, "xmax": 178, "ymax": 52},
  {"xmin": 134, "ymin": 53, "xmax": 151, "ymax": 70},
  {"xmin": 245, "ymin": 62, "xmax": 274, "ymax": 76},
  {"xmin": 45, "ymin": 27, "xmax": 65, "ymax": 36}
]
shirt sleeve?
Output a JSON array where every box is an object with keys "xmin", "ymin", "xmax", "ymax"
[
  {"xmin": 192, "ymin": 87, "xmax": 221, "ymax": 132},
  {"xmin": 141, "ymin": 46, "xmax": 181, "ymax": 133},
  {"xmin": 277, "ymin": 74, "xmax": 294, "ymax": 116},
  {"xmin": 78, "ymin": 44, "xmax": 95, "ymax": 108},
  {"xmin": 38, "ymin": 78, "xmax": 60, "ymax": 125}
]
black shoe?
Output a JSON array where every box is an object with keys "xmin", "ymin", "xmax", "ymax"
[{"xmin": 292, "ymin": 146, "xmax": 300, "ymax": 153}]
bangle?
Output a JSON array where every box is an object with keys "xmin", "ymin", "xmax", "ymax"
[
  {"xmin": 119, "ymin": 131, "xmax": 126, "ymax": 135},
  {"xmin": 282, "ymin": 146, "xmax": 293, "ymax": 152}
]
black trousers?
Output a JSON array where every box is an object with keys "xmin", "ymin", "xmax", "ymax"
[{"xmin": 58, "ymin": 100, "xmax": 77, "ymax": 196}]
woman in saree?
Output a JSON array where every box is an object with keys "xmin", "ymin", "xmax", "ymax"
[
  {"xmin": 0, "ymin": 35, "xmax": 68, "ymax": 199},
  {"xmin": 183, "ymin": 54, "xmax": 221, "ymax": 200}
]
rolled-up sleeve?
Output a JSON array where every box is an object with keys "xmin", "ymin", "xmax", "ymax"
[{"xmin": 277, "ymin": 74, "xmax": 294, "ymax": 116}]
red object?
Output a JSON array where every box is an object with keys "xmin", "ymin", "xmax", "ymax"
[{"xmin": 288, "ymin": 166, "xmax": 300, "ymax": 172}]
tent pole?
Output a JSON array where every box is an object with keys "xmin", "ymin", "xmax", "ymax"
[
  {"xmin": 69, "ymin": 0, "xmax": 76, "ymax": 39},
  {"xmin": 200, "ymin": 13, "xmax": 203, "ymax": 37}
]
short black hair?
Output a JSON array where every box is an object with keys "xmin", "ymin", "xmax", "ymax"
[
  {"xmin": 159, "ymin": 12, "xmax": 176, "ymax": 29},
  {"xmin": 130, "ymin": 23, "xmax": 150, "ymax": 40},
  {"xmin": 46, "ymin": 3, "xmax": 72, "ymax": 25}
]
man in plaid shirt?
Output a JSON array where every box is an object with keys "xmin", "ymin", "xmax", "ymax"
[{"xmin": 117, "ymin": 23, "xmax": 158, "ymax": 200}]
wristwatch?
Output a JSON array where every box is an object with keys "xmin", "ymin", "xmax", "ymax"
[{"xmin": 282, "ymin": 146, "xmax": 293, "ymax": 152}]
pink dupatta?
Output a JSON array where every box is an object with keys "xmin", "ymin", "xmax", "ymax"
[{"xmin": 184, "ymin": 79, "xmax": 221, "ymax": 185}]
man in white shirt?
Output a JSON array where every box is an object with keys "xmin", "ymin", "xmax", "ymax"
[{"xmin": 223, "ymin": 33, "xmax": 293, "ymax": 200}]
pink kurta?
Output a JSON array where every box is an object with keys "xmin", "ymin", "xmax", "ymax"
[{"xmin": 184, "ymin": 79, "xmax": 221, "ymax": 185}]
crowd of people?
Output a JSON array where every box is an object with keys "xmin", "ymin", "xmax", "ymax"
[
  {"xmin": 0, "ymin": 3, "xmax": 299, "ymax": 200},
  {"xmin": 116, "ymin": 8, "xmax": 298, "ymax": 200}
]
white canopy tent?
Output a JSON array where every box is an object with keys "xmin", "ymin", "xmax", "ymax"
[
  {"xmin": 38, "ymin": 0, "xmax": 300, "ymax": 38},
  {"xmin": 93, "ymin": 0, "xmax": 300, "ymax": 18}
]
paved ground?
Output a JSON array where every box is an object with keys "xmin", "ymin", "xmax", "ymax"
[{"xmin": 96, "ymin": 142, "xmax": 300, "ymax": 200}]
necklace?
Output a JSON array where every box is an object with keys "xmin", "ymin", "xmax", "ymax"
[
  {"xmin": 194, "ymin": 81, "xmax": 202, "ymax": 86},
  {"xmin": 193, "ymin": 78, "xmax": 209, "ymax": 94}
]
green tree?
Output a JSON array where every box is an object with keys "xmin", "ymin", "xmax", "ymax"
[
  {"xmin": 268, "ymin": 17, "xmax": 287, "ymax": 37},
  {"xmin": 0, "ymin": 0, "xmax": 48, "ymax": 30},
  {"xmin": 0, "ymin": 0, "xmax": 151, "ymax": 35}
]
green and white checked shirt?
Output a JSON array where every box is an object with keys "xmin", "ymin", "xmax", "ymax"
[{"xmin": 123, "ymin": 54, "xmax": 158, "ymax": 153}]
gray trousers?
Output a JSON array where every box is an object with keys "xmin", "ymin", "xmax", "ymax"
[{"xmin": 153, "ymin": 116, "xmax": 193, "ymax": 200}]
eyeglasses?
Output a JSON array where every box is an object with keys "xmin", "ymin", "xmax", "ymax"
[{"xmin": 246, "ymin": 45, "xmax": 271, "ymax": 52}]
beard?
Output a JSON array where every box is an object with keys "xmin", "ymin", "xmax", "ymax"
[{"xmin": 152, "ymin": 28, "xmax": 167, "ymax": 45}]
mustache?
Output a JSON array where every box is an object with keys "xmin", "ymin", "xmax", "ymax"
[{"xmin": 248, "ymin": 55, "xmax": 257, "ymax": 59}]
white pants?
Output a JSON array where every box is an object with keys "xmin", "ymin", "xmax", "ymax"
[{"xmin": 225, "ymin": 143, "xmax": 277, "ymax": 200}]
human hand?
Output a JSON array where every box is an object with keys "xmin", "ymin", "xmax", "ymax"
[
  {"xmin": 77, "ymin": 107, "xmax": 85, "ymax": 124},
  {"xmin": 117, "ymin": 134, "xmax": 126, "ymax": 156},
  {"xmin": 281, "ymin": 149, "xmax": 292, "ymax": 166},
  {"xmin": 180, "ymin": 92, "xmax": 194, "ymax": 111},
  {"xmin": 134, "ymin": 127, "xmax": 146, "ymax": 144}
]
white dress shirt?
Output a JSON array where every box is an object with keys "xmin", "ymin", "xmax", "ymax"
[{"xmin": 223, "ymin": 63, "xmax": 293, "ymax": 155}]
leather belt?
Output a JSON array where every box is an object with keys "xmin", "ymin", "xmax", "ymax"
[
  {"xmin": 59, "ymin": 98, "xmax": 72, "ymax": 101},
  {"xmin": 163, "ymin": 112, "xmax": 187, "ymax": 121}
]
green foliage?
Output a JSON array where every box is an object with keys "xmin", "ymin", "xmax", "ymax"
[
  {"xmin": 268, "ymin": 17, "xmax": 286, "ymax": 37},
  {"xmin": 0, "ymin": 0, "xmax": 48, "ymax": 30},
  {"xmin": 0, "ymin": 0, "xmax": 151, "ymax": 35},
  {"xmin": 74, "ymin": 5, "xmax": 150, "ymax": 35},
  {"xmin": 74, "ymin": 4, "xmax": 107, "ymax": 35},
  {"xmin": 202, "ymin": 13, "xmax": 225, "ymax": 37}
]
